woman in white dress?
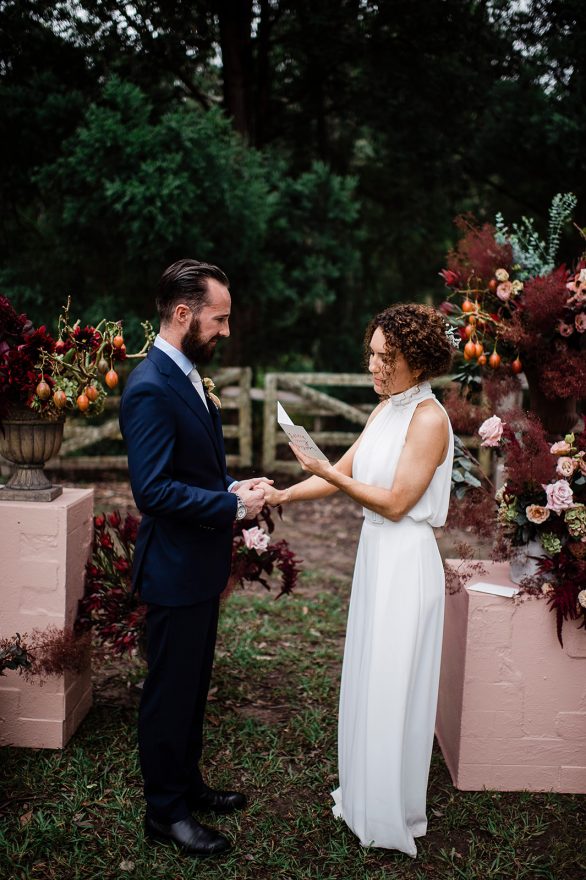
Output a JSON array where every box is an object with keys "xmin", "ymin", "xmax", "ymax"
[{"xmin": 264, "ymin": 304, "xmax": 455, "ymax": 857}]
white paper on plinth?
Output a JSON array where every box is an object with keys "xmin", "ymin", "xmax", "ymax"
[
  {"xmin": 468, "ymin": 581, "xmax": 520, "ymax": 598},
  {"xmin": 277, "ymin": 401, "xmax": 329, "ymax": 461}
]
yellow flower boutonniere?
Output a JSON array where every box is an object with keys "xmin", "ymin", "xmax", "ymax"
[{"xmin": 203, "ymin": 377, "xmax": 221, "ymax": 409}]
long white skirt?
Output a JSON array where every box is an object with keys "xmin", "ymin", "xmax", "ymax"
[{"xmin": 331, "ymin": 516, "xmax": 445, "ymax": 857}]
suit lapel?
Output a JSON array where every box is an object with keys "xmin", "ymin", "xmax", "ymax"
[{"xmin": 147, "ymin": 347, "xmax": 226, "ymax": 473}]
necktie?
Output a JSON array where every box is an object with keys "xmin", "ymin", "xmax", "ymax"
[{"xmin": 188, "ymin": 367, "xmax": 209, "ymax": 411}]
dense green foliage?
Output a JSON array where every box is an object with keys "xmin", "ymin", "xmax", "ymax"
[{"xmin": 1, "ymin": 0, "xmax": 585, "ymax": 368}]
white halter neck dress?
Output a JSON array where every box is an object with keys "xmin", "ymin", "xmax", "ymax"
[{"xmin": 331, "ymin": 381, "xmax": 453, "ymax": 857}]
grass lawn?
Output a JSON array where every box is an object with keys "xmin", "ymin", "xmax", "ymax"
[{"xmin": 1, "ymin": 571, "xmax": 584, "ymax": 880}]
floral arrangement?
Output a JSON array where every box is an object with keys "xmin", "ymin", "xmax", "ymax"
[
  {"xmin": 0, "ymin": 294, "xmax": 153, "ymax": 423},
  {"xmin": 77, "ymin": 505, "xmax": 302, "ymax": 657},
  {"xmin": 440, "ymin": 194, "xmax": 586, "ymax": 402},
  {"xmin": 231, "ymin": 507, "xmax": 302, "ymax": 596},
  {"xmin": 478, "ymin": 413, "xmax": 586, "ymax": 644}
]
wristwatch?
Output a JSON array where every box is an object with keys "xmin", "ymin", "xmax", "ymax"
[{"xmin": 235, "ymin": 495, "xmax": 247, "ymax": 521}]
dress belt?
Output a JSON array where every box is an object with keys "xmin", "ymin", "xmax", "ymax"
[{"xmin": 363, "ymin": 508, "xmax": 385, "ymax": 524}]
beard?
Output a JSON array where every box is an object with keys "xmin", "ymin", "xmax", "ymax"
[{"xmin": 181, "ymin": 314, "xmax": 219, "ymax": 365}]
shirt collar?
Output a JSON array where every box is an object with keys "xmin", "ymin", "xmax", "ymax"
[{"xmin": 154, "ymin": 334, "xmax": 195, "ymax": 377}]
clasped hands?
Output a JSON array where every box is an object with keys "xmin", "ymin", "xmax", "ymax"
[{"xmin": 232, "ymin": 477, "xmax": 272, "ymax": 519}]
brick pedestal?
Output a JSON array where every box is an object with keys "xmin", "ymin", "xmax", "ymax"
[
  {"xmin": 0, "ymin": 488, "xmax": 94, "ymax": 748},
  {"xmin": 436, "ymin": 560, "xmax": 586, "ymax": 793}
]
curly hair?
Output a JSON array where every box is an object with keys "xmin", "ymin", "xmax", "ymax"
[{"xmin": 364, "ymin": 303, "xmax": 453, "ymax": 383}]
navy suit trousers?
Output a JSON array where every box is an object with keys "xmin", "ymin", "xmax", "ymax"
[{"xmin": 139, "ymin": 597, "xmax": 220, "ymax": 822}]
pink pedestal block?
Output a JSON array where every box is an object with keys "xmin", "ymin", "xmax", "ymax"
[
  {"xmin": 436, "ymin": 560, "xmax": 586, "ymax": 793},
  {"xmin": 0, "ymin": 488, "xmax": 94, "ymax": 748}
]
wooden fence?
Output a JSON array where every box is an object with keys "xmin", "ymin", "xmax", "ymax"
[
  {"xmin": 0, "ymin": 369, "xmax": 490, "ymax": 478},
  {"xmin": 261, "ymin": 372, "xmax": 490, "ymax": 474},
  {"xmin": 44, "ymin": 366, "xmax": 253, "ymax": 472}
]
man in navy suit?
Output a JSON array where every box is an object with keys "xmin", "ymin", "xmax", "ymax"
[{"xmin": 120, "ymin": 259, "xmax": 267, "ymax": 856}]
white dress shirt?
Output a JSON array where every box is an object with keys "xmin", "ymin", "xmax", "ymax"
[{"xmin": 153, "ymin": 335, "xmax": 208, "ymax": 410}]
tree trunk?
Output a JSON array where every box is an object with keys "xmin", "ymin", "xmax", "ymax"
[{"xmin": 216, "ymin": 0, "xmax": 254, "ymax": 140}]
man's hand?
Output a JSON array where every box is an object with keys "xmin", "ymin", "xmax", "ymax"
[
  {"xmin": 230, "ymin": 477, "xmax": 274, "ymax": 492},
  {"xmin": 235, "ymin": 484, "xmax": 266, "ymax": 519}
]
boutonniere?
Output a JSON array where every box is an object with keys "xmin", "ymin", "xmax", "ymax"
[{"xmin": 203, "ymin": 377, "xmax": 221, "ymax": 409}]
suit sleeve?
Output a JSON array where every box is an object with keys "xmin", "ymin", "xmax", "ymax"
[{"xmin": 120, "ymin": 381, "xmax": 238, "ymax": 527}]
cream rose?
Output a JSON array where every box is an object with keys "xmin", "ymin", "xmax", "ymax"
[
  {"xmin": 525, "ymin": 505, "xmax": 550, "ymax": 525},
  {"xmin": 242, "ymin": 526, "xmax": 271, "ymax": 552},
  {"xmin": 495, "ymin": 268, "xmax": 509, "ymax": 282},
  {"xmin": 556, "ymin": 456, "xmax": 578, "ymax": 478},
  {"xmin": 478, "ymin": 415, "xmax": 504, "ymax": 447},
  {"xmin": 550, "ymin": 440, "xmax": 572, "ymax": 455},
  {"xmin": 544, "ymin": 479, "xmax": 574, "ymax": 513}
]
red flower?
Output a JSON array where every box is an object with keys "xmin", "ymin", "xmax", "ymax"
[
  {"xmin": 72, "ymin": 325, "xmax": 102, "ymax": 352},
  {"xmin": 107, "ymin": 510, "xmax": 122, "ymax": 528},
  {"xmin": 439, "ymin": 269, "xmax": 461, "ymax": 288}
]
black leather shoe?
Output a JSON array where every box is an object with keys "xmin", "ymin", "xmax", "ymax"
[
  {"xmin": 144, "ymin": 814, "xmax": 230, "ymax": 856},
  {"xmin": 188, "ymin": 787, "xmax": 247, "ymax": 814}
]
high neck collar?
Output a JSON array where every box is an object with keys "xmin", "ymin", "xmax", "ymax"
[{"xmin": 389, "ymin": 381, "xmax": 433, "ymax": 407}]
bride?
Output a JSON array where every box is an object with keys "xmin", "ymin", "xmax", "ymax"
[{"xmin": 264, "ymin": 303, "xmax": 455, "ymax": 857}]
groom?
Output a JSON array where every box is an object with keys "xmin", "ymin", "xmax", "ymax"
[{"xmin": 120, "ymin": 259, "xmax": 266, "ymax": 856}]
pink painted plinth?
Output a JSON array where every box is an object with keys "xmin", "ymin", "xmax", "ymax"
[
  {"xmin": 436, "ymin": 560, "xmax": 586, "ymax": 793},
  {"xmin": 0, "ymin": 488, "xmax": 94, "ymax": 749}
]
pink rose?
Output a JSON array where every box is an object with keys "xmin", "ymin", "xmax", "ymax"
[
  {"xmin": 544, "ymin": 479, "xmax": 574, "ymax": 513},
  {"xmin": 478, "ymin": 415, "xmax": 504, "ymax": 447},
  {"xmin": 556, "ymin": 456, "xmax": 577, "ymax": 478},
  {"xmin": 558, "ymin": 320, "xmax": 574, "ymax": 337},
  {"xmin": 575, "ymin": 313, "xmax": 586, "ymax": 333},
  {"xmin": 525, "ymin": 505, "xmax": 550, "ymax": 525},
  {"xmin": 242, "ymin": 526, "xmax": 270, "ymax": 552},
  {"xmin": 550, "ymin": 440, "xmax": 572, "ymax": 455},
  {"xmin": 496, "ymin": 281, "xmax": 513, "ymax": 302}
]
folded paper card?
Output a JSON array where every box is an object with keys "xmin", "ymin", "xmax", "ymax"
[
  {"xmin": 277, "ymin": 401, "xmax": 329, "ymax": 461},
  {"xmin": 467, "ymin": 581, "xmax": 520, "ymax": 598}
]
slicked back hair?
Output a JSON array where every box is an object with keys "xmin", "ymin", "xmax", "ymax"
[{"xmin": 156, "ymin": 259, "xmax": 230, "ymax": 324}]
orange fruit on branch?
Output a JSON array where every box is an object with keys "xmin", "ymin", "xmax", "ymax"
[
  {"xmin": 105, "ymin": 369, "xmax": 119, "ymax": 389},
  {"xmin": 511, "ymin": 358, "xmax": 523, "ymax": 374},
  {"xmin": 36, "ymin": 380, "xmax": 51, "ymax": 400},
  {"xmin": 85, "ymin": 384, "xmax": 99, "ymax": 402},
  {"xmin": 77, "ymin": 393, "xmax": 90, "ymax": 412},
  {"xmin": 488, "ymin": 351, "xmax": 501, "ymax": 369},
  {"xmin": 53, "ymin": 389, "xmax": 67, "ymax": 409},
  {"xmin": 463, "ymin": 340, "xmax": 477, "ymax": 359},
  {"xmin": 478, "ymin": 354, "xmax": 487, "ymax": 366},
  {"xmin": 113, "ymin": 334, "xmax": 124, "ymax": 349}
]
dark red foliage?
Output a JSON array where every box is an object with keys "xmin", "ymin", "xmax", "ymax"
[
  {"xmin": 442, "ymin": 385, "xmax": 491, "ymax": 435},
  {"xmin": 446, "ymin": 217, "xmax": 514, "ymax": 285},
  {"xmin": 24, "ymin": 626, "xmax": 91, "ymax": 679},
  {"xmin": 521, "ymin": 268, "xmax": 570, "ymax": 334},
  {"xmin": 499, "ymin": 411, "xmax": 554, "ymax": 496},
  {"xmin": 77, "ymin": 506, "xmax": 302, "ymax": 656}
]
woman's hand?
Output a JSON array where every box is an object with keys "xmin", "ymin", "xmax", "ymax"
[
  {"xmin": 263, "ymin": 484, "xmax": 289, "ymax": 506},
  {"xmin": 289, "ymin": 443, "xmax": 337, "ymax": 482}
]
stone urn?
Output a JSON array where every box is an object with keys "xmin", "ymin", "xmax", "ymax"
[{"xmin": 0, "ymin": 407, "xmax": 65, "ymax": 501}]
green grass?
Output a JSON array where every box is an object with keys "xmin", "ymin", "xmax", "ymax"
[{"xmin": 1, "ymin": 576, "xmax": 584, "ymax": 880}]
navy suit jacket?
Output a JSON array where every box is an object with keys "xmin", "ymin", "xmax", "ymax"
[{"xmin": 119, "ymin": 346, "xmax": 238, "ymax": 606}]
